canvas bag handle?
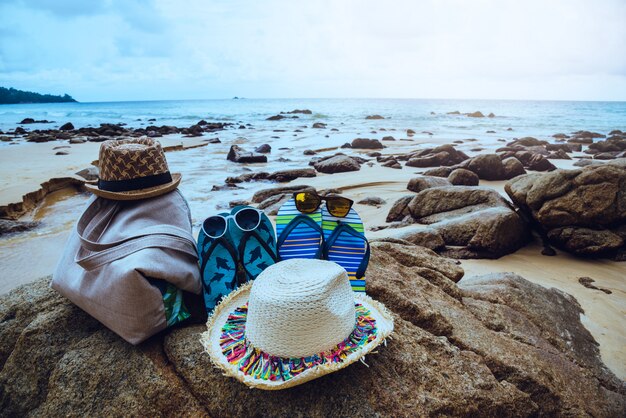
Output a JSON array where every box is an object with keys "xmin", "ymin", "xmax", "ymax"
[{"xmin": 75, "ymin": 198, "xmax": 198, "ymax": 270}]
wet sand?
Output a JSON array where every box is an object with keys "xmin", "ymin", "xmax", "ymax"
[{"xmin": 0, "ymin": 132, "xmax": 624, "ymax": 380}]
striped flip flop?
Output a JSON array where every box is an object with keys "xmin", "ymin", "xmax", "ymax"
[
  {"xmin": 276, "ymin": 197, "xmax": 324, "ymax": 261},
  {"xmin": 322, "ymin": 206, "xmax": 369, "ymax": 293}
]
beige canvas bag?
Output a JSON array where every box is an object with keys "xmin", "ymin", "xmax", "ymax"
[{"xmin": 52, "ymin": 190, "xmax": 202, "ymax": 344}]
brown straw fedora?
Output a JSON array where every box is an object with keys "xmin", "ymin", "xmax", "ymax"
[{"xmin": 85, "ymin": 138, "xmax": 181, "ymax": 201}]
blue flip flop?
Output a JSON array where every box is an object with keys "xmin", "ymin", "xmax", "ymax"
[
  {"xmin": 276, "ymin": 197, "xmax": 324, "ymax": 260},
  {"xmin": 229, "ymin": 205, "xmax": 278, "ymax": 281},
  {"xmin": 197, "ymin": 212, "xmax": 239, "ymax": 313},
  {"xmin": 322, "ymin": 205, "xmax": 369, "ymax": 293}
]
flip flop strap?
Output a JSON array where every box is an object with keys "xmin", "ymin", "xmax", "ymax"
[
  {"xmin": 276, "ymin": 214, "xmax": 324, "ymax": 259},
  {"xmin": 198, "ymin": 235, "xmax": 238, "ymax": 286},
  {"xmin": 238, "ymin": 229, "xmax": 278, "ymax": 279},
  {"xmin": 323, "ymin": 223, "xmax": 370, "ymax": 280}
]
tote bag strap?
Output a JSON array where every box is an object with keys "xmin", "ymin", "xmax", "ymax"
[{"xmin": 76, "ymin": 234, "xmax": 198, "ymax": 271}]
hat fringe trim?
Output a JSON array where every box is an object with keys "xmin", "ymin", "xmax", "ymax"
[
  {"xmin": 218, "ymin": 303, "xmax": 377, "ymax": 382},
  {"xmin": 200, "ymin": 283, "xmax": 394, "ymax": 390}
]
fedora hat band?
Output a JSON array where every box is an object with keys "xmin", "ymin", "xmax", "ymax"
[{"xmin": 97, "ymin": 171, "xmax": 173, "ymax": 192}]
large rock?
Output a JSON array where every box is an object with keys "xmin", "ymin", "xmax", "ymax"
[
  {"xmin": 351, "ymin": 138, "xmax": 383, "ymax": 149},
  {"xmin": 448, "ymin": 168, "xmax": 479, "ymax": 186},
  {"xmin": 459, "ymin": 154, "xmax": 512, "ymax": 180},
  {"xmin": 313, "ymin": 155, "xmax": 361, "ymax": 174},
  {"xmin": 403, "ymin": 145, "xmax": 468, "ymax": 168},
  {"xmin": 505, "ymin": 162, "xmax": 626, "ymax": 258},
  {"xmin": 2, "ymin": 243, "xmax": 623, "ymax": 416},
  {"xmin": 406, "ymin": 175, "xmax": 450, "ymax": 193},
  {"xmin": 404, "ymin": 186, "xmax": 528, "ymax": 258},
  {"xmin": 227, "ymin": 145, "xmax": 268, "ymax": 163},
  {"xmin": 0, "ymin": 219, "xmax": 39, "ymax": 236}
]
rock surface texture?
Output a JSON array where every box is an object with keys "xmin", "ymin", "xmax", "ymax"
[
  {"xmin": 505, "ymin": 160, "xmax": 626, "ymax": 259},
  {"xmin": 1, "ymin": 243, "xmax": 624, "ymax": 416},
  {"xmin": 389, "ymin": 183, "xmax": 529, "ymax": 258}
]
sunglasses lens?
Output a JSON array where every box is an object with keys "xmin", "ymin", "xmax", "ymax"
[
  {"xmin": 294, "ymin": 192, "xmax": 321, "ymax": 213},
  {"xmin": 326, "ymin": 197, "xmax": 352, "ymax": 217},
  {"xmin": 234, "ymin": 208, "xmax": 261, "ymax": 231},
  {"xmin": 203, "ymin": 216, "xmax": 227, "ymax": 238}
]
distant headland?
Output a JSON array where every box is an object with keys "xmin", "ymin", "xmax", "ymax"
[{"xmin": 0, "ymin": 87, "xmax": 77, "ymax": 105}]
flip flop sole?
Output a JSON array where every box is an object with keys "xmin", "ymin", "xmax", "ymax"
[
  {"xmin": 276, "ymin": 198, "xmax": 323, "ymax": 260},
  {"xmin": 322, "ymin": 207, "xmax": 368, "ymax": 292},
  {"xmin": 197, "ymin": 215, "xmax": 239, "ymax": 313}
]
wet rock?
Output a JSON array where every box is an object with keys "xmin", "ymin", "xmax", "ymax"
[
  {"xmin": 55, "ymin": 151, "xmax": 69, "ymax": 155},
  {"xmin": 547, "ymin": 227, "xmax": 624, "ymax": 256},
  {"xmin": 303, "ymin": 149, "xmax": 316, "ymax": 155},
  {"xmin": 381, "ymin": 136, "xmax": 395, "ymax": 141},
  {"xmin": 381, "ymin": 159, "xmax": 401, "ymax": 169},
  {"xmin": 404, "ymin": 186, "xmax": 528, "ymax": 258},
  {"xmin": 487, "ymin": 113, "xmax": 495, "ymax": 118},
  {"xmin": 351, "ymin": 138, "xmax": 383, "ymax": 149},
  {"xmin": 448, "ymin": 168, "xmax": 479, "ymax": 186},
  {"xmin": 313, "ymin": 155, "xmax": 361, "ymax": 174},
  {"xmin": 507, "ymin": 137, "xmax": 547, "ymax": 147},
  {"xmin": 527, "ymin": 153, "xmax": 557, "ymax": 171},
  {"xmin": 386, "ymin": 195, "xmax": 414, "ymax": 222},
  {"xmin": 386, "ymin": 226, "xmax": 445, "ymax": 250},
  {"xmin": 423, "ymin": 166, "xmax": 453, "ymax": 177},
  {"xmin": 460, "ymin": 154, "xmax": 507, "ymax": 180},
  {"xmin": 546, "ymin": 143, "xmax": 576, "ymax": 152},
  {"xmin": 466, "ymin": 111, "xmax": 485, "ymax": 118},
  {"xmin": 266, "ymin": 114, "xmax": 288, "ymax": 121},
  {"xmin": 267, "ymin": 168, "xmax": 316, "ymax": 182},
  {"xmin": 404, "ymin": 145, "xmax": 469, "ymax": 168},
  {"xmin": 229, "ymin": 199, "xmax": 250, "ymax": 208},
  {"xmin": 406, "ymin": 129, "xmax": 415, "ymax": 136},
  {"xmin": 505, "ymin": 162, "xmax": 626, "ymax": 258},
  {"xmin": 578, "ymin": 277, "xmax": 612, "ymax": 294},
  {"xmin": 547, "ymin": 149, "xmax": 571, "ymax": 160},
  {"xmin": 75, "ymin": 167, "xmax": 99, "ymax": 181},
  {"xmin": 281, "ymin": 109, "xmax": 312, "ymax": 114},
  {"xmin": 251, "ymin": 185, "xmax": 315, "ymax": 204},
  {"xmin": 312, "ymin": 122, "xmax": 326, "ymax": 129},
  {"xmin": 20, "ymin": 118, "xmax": 51, "ymax": 124},
  {"xmin": 365, "ymin": 114, "xmax": 384, "ymax": 119},
  {"xmin": 0, "ymin": 219, "xmax": 39, "ymax": 236},
  {"xmin": 254, "ymin": 144, "xmax": 272, "ymax": 154},
  {"xmin": 447, "ymin": 110, "xmax": 461, "ymax": 115},
  {"xmin": 69, "ymin": 138, "xmax": 86, "ymax": 144},
  {"xmin": 501, "ymin": 157, "xmax": 526, "ymax": 178},
  {"xmin": 224, "ymin": 172, "xmax": 269, "ymax": 183},
  {"xmin": 226, "ymin": 145, "xmax": 267, "ymax": 163},
  {"xmin": 407, "ymin": 176, "xmax": 451, "ymax": 193},
  {"xmin": 59, "ymin": 122, "xmax": 75, "ymax": 131},
  {"xmin": 206, "ymin": 138, "xmax": 221, "ymax": 144},
  {"xmin": 357, "ymin": 196, "xmax": 386, "ymax": 206}
]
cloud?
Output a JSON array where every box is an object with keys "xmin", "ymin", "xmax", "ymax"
[{"xmin": 0, "ymin": 0, "xmax": 624, "ymax": 101}]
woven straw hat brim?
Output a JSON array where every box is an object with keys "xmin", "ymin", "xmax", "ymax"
[
  {"xmin": 84, "ymin": 173, "xmax": 181, "ymax": 201},
  {"xmin": 200, "ymin": 282, "xmax": 394, "ymax": 390}
]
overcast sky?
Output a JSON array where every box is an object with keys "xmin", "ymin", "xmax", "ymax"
[{"xmin": 1, "ymin": 0, "xmax": 625, "ymax": 102}]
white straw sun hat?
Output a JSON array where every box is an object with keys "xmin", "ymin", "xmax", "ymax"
[{"xmin": 201, "ymin": 259, "xmax": 394, "ymax": 390}]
